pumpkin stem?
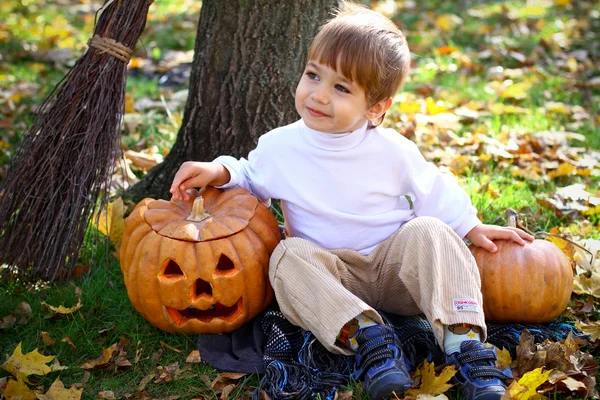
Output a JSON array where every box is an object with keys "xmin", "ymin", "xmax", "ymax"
[
  {"xmin": 505, "ymin": 208, "xmax": 518, "ymax": 228},
  {"xmin": 188, "ymin": 196, "xmax": 211, "ymax": 222}
]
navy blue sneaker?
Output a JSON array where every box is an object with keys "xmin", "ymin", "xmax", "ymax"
[
  {"xmin": 353, "ymin": 325, "xmax": 413, "ymax": 400},
  {"xmin": 446, "ymin": 341, "xmax": 513, "ymax": 400}
]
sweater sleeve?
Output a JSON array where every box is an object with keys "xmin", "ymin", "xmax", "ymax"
[
  {"xmin": 212, "ymin": 136, "xmax": 273, "ymax": 204},
  {"xmin": 401, "ymin": 141, "xmax": 481, "ymax": 238}
]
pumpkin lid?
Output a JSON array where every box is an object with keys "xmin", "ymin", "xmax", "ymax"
[{"xmin": 143, "ymin": 187, "xmax": 259, "ymax": 242}]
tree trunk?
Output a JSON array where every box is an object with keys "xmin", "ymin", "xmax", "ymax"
[{"xmin": 131, "ymin": 0, "xmax": 339, "ymax": 200}]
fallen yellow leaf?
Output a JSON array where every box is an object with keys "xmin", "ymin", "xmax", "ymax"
[
  {"xmin": 36, "ymin": 378, "xmax": 83, "ymax": 400},
  {"xmin": 504, "ymin": 367, "xmax": 552, "ymax": 399},
  {"xmin": 3, "ymin": 377, "xmax": 38, "ymax": 400},
  {"xmin": 41, "ymin": 298, "xmax": 83, "ymax": 315},
  {"xmin": 124, "ymin": 94, "xmax": 135, "ymax": 114},
  {"xmin": 547, "ymin": 163, "xmax": 577, "ymax": 179},
  {"xmin": 545, "ymin": 235, "xmax": 575, "ymax": 261},
  {"xmin": 435, "ymin": 14, "xmax": 463, "ymax": 32},
  {"xmin": 425, "ymin": 97, "xmax": 448, "ymax": 115},
  {"xmin": 95, "ymin": 197, "xmax": 125, "ymax": 244},
  {"xmin": 544, "ymin": 102, "xmax": 569, "ymax": 114},
  {"xmin": 1, "ymin": 343, "xmax": 55, "ymax": 383},
  {"xmin": 500, "ymin": 82, "xmax": 532, "ymax": 100},
  {"xmin": 406, "ymin": 361, "xmax": 456, "ymax": 396},
  {"xmin": 128, "ymin": 57, "xmax": 144, "ymax": 69},
  {"xmin": 495, "ymin": 347, "xmax": 513, "ymax": 370}
]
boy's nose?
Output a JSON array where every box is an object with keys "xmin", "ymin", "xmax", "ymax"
[{"xmin": 311, "ymin": 87, "xmax": 330, "ymax": 105}]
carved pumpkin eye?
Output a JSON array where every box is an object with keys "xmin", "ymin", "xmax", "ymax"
[
  {"xmin": 215, "ymin": 254, "xmax": 237, "ymax": 275},
  {"xmin": 160, "ymin": 260, "xmax": 185, "ymax": 279}
]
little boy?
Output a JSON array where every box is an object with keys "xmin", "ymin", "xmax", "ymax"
[{"xmin": 170, "ymin": 2, "xmax": 533, "ymax": 399}]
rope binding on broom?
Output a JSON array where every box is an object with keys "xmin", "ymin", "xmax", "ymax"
[{"xmin": 88, "ymin": 35, "xmax": 134, "ymax": 63}]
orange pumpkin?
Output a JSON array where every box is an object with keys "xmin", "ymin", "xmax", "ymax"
[
  {"xmin": 120, "ymin": 186, "xmax": 281, "ymax": 334},
  {"xmin": 470, "ymin": 238, "xmax": 573, "ymax": 323}
]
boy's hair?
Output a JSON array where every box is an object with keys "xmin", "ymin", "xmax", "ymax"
[{"xmin": 308, "ymin": 2, "xmax": 411, "ymax": 120}]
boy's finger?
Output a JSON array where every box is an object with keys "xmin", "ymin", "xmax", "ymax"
[
  {"xmin": 485, "ymin": 239, "xmax": 498, "ymax": 253},
  {"xmin": 179, "ymin": 186, "xmax": 189, "ymax": 200},
  {"xmin": 474, "ymin": 236, "xmax": 497, "ymax": 253},
  {"xmin": 509, "ymin": 227, "xmax": 534, "ymax": 240}
]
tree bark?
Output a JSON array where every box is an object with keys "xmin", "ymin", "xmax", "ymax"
[{"xmin": 131, "ymin": 0, "xmax": 339, "ymax": 200}]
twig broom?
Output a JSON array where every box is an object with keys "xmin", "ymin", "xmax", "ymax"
[{"xmin": 0, "ymin": 0, "xmax": 152, "ymax": 281}]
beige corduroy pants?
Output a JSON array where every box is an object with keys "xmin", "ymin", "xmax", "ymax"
[{"xmin": 269, "ymin": 216, "xmax": 486, "ymax": 356}]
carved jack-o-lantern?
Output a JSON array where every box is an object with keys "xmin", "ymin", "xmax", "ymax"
[{"xmin": 120, "ymin": 186, "xmax": 281, "ymax": 334}]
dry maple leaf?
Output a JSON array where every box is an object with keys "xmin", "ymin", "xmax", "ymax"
[
  {"xmin": 0, "ymin": 302, "xmax": 32, "ymax": 329},
  {"xmin": 185, "ymin": 350, "xmax": 202, "ymax": 363},
  {"xmin": 1, "ymin": 343, "xmax": 55, "ymax": 383},
  {"xmin": 36, "ymin": 378, "xmax": 83, "ymax": 400},
  {"xmin": 573, "ymin": 270, "xmax": 600, "ymax": 298},
  {"xmin": 159, "ymin": 340, "xmax": 182, "ymax": 353},
  {"xmin": 219, "ymin": 383, "xmax": 236, "ymax": 399},
  {"xmin": 152, "ymin": 362, "xmax": 195, "ymax": 384},
  {"xmin": 515, "ymin": 330, "xmax": 598, "ymax": 397},
  {"xmin": 81, "ymin": 341, "xmax": 130, "ymax": 370},
  {"xmin": 335, "ymin": 390, "xmax": 353, "ymax": 400},
  {"xmin": 575, "ymin": 320, "xmax": 600, "ymax": 342},
  {"xmin": 97, "ymin": 391, "xmax": 116, "ymax": 399},
  {"xmin": 406, "ymin": 361, "xmax": 456, "ymax": 397},
  {"xmin": 41, "ymin": 332, "xmax": 56, "ymax": 347},
  {"xmin": 137, "ymin": 373, "xmax": 155, "ymax": 392}
]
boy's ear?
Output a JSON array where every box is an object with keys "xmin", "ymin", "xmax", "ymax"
[{"xmin": 365, "ymin": 97, "xmax": 393, "ymax": 121}]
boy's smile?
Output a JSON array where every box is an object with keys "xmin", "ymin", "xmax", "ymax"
[
  {"xmin": 295, "ymin": 61, "xmax": 371, "ymax": 134},
  {"xmin": 306, "ymin": 107, "xmax": 330, "ymax": 118}
]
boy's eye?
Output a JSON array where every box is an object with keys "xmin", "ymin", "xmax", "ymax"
[
  {"xmin": 335, "ymin": 84, "xmax": 350, "ymax": 94},
  {"xmin": 306, "ymin": 72, "xmax": 319, "ymax": 80}
]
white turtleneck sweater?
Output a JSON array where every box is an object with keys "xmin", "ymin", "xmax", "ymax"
[{"xmin": 214, "ymin": 119, "xmax": 481, "ymax": 255}]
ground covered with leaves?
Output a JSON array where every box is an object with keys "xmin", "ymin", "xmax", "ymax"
[{"xmin": 0, "ymin": 0, "xmax": 599, "ymax": 399}]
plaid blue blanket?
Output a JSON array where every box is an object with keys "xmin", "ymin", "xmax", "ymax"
[{"xmin": 197, "ymin": 307, "xmax": 586, "ymax": 400}]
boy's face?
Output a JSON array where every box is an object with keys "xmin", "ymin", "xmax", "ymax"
[{"xmin": 295, "ymin": 60, "xmax": 371, "ymax": 134}]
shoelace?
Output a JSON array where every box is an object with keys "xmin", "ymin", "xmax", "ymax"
[{"xmin": 468, "ymin": 366, "xmax": 510, "ymax": 380}]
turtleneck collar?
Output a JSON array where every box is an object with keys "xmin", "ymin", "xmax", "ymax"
[{"xmin": 300, "ymin": 119, "xmax": 369, "ymax": 151}]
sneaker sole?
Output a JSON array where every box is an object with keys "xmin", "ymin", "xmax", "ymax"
[{"xmin": 369, "ymin": 375, "xmax": 412, "ymax": 400}]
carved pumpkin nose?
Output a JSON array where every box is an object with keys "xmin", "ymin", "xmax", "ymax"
[{"xmin": 194, "ymin": 278, "xmax": 213, "ymax": 297}]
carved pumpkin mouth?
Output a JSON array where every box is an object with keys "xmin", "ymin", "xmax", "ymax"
[{"xmin": 166, "ymin": 298, "xmax": 243, "ymax": 326}]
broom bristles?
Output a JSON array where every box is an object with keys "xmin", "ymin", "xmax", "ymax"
[{"xmin": 0, "ymin": 0, "xmax": 152, "ymax": 281}]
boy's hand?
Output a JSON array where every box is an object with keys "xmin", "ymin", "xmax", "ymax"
[
  {"xmin": 465, "ymin": 224, "xmax": 534, "ymax": 253},
  {"xmin": 169, "ymin": 161, "xmax": 230, "ymax": 201}
]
